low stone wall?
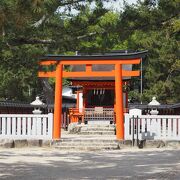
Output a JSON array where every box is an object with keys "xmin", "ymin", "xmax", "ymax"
[
  {"xmin": 145, "ymin": 140, "xmax": 180, "ymax": 148},
  {"xmin": 0, "ymin": 139, "xmax": 52, "ymax": 148},
  {"xmin": 1, "ymin": 139, "xmax": 180, "ymax": 149}
]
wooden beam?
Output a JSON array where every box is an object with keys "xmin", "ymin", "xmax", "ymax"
[
  {"xmin": 60, "ymin": 59, "xmax": 141, "ymax": 65},
  {"xmin": 72, "ymin": 81, "xmax": 115, "ymax": 87},
  {"xmin": 63, "ymin": 70, "xmax": 139, "ymax": 77},
  {"xmin": 86, "ymin": 64, "xmax": 92, "ymax": 72},
  {"xmin": 62, "ymin": 71, "xmax": 115, "ymax": 77},
  {"xmin": 85, "ymin": 87, "xmax": 114, "ymax": 90},
  {"xmin": 39, "ymin": 59, "xmax": 141, "ymax": 66},
  {"xmin": 39, "ymin": 61, "xmax": 57, "ymax": 65},
  {"xmin": 122, "ymin": 70, "xmax": 140, "ymax": 77},
  {"xmin": 38, "ymin": 69, "xmax": 139, "ymax": 78}
]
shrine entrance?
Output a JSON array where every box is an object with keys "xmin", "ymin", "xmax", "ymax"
[
  {"xmin": 38, "ymin": 50, "xmax": 147, "ymax": 140},
  {"xmin": 70, "ymin": 80, "xmax": 128, "ymax": 124}
]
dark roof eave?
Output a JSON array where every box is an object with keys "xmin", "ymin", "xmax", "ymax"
[
  {"xmin": 170, "ymin": 103, "xmax": 180, "ymax": 109},
  {"xmin": 129, "ymin": 104, "xmax": 173, "ymax": 109},
  {"xmin": 40, "ymin": 50, "xmax": 148, "ymax": 61},
  {"xmin": 62, "ymin": 95, "xmax": 76, "ymax": 100}
]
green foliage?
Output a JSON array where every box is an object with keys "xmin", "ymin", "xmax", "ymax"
[
  {"xmin": 115, "ymin": 0, "xmax": 180, "ymax": 103},
  {"xmin": 0, "ymin": 0, "xmax": 113, "ymax": 101},
  {"xmin": 0, "ymin": 0, "xmax": 179, "ymax": 104}
]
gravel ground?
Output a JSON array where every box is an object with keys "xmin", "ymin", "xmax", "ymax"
[{"xmin": 0, "ymin": 147, "xmax": 180, "ymax": 180}]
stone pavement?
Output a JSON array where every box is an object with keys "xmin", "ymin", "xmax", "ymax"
[{"xmin": 0, "ymin": 147, "xmax": 180, "ymax": 179}]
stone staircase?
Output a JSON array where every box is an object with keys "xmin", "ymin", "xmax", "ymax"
[
  {"xmin": 52, "ymin": 138, "xmax": 119, "ymax": 150},
  {"xmin": 52, "ymin": 123, "xmax": 120, "ymax": 150},
  {"xmin": 68, "ymin": 123, "xmax": 116, "ymax": 135}
]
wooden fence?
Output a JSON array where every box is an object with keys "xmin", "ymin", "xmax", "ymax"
[
  {"xmin": 125, "ymin": 114, "xmax": 180, "ymax": 141},
  {"xmin": 84, "ymin": 108, "xmax": 114, "ymax": 122},
  {"xmin": 0, "ymin": 113, "xmax": 53, "ymax": 139}
]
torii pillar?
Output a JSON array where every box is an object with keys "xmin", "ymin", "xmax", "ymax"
[
  {"xmin": 53, "ymin": 63, "xmax": 63, "ymax": 139},
  {"xmin": 115, "ymin": 64, "xmax": 124, "ymax": 139}
]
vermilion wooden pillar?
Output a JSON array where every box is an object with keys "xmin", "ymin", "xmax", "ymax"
[
  {"xmin": 115, "ymin": 64, "xmax": 124, "ymax": 140},
  {"xmin": 53, "ymin": 63, "xmax": 63, "ymax": 139}
]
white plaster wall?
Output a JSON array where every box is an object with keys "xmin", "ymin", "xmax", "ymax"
[
  {"xmin": 79, "ymin": 92, "xmax": 83, "ymax": 112},
  {"xmin": 62, "ymin": 87, "xmax": 72, "ymax": 96}
]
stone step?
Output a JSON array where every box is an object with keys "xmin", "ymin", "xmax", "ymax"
[
  {"xmin": 68, "ymin": 124, "xmax": 116, "ymax": 134},
  {"xmin": 52, "ymin": 136, "xmax": 122, "ymax": 150},
  {"xmin": 53, "ymin": 140, "xmax": 119, "ymax": 150},
  {"xmin": 54, "ymin": 145, "xmax": 119, "ymax": 150},
  {"xmin": 53, "ymin": 139, "xmax": 117, "ymax": 146},
  {"xmin": 55, "ymin": 142, "xmax": 118, "ymax": 147},
  {"xmin": 53, "ymin": 139, "xmax": 117, "ymax": 144},
  {"xmin": 81, "ymin": 124, "xmax": 115, "ymax": 128},
  {"xmin": 80, "ymin": 127, "xmax": 115, "ymax": 131},
  {"xmin": 79, "ymin": 131, "xmax": 115, "ymax": 135}
]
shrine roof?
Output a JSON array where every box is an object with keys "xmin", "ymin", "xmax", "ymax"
[{"xmin": 40, "ymin": 50, "xmax": 148, "ymax": 61}]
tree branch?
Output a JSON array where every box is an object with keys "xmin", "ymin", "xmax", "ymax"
[
  {"xmin": 58, "ymin": 0, "xmax": 86, "ymax": 6},
  {"xmin": 32, "ymin": 15, "xmax": 47, "ymax": 28},
  {"xmin": 10, "ymin": 38, "xmax": 55, "ymax": 45},
  {"xmin": 31, "ymin": 0, "xmax": 86, "ymax": 27}
]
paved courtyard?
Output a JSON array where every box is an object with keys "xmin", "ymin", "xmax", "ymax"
[{"xmin": 0, "ymin": 147, "xmax": 180, "ymax": 180}]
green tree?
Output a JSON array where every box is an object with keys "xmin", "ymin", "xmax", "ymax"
[
  {"xmin": 0, "ymin": 0, "xmax": 179, "ymax": 105},
  {"xmin": 114, "ymin": 0, "xmax": 180, "ymax": 103},
  {"xmin": 0, "ymin": 0, "xmax": 114, "ymax": 101}
]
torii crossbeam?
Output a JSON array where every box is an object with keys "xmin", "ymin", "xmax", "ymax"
[{"xmin": 38, "ymin": 51, "xmax": 147, "ymax": 140}]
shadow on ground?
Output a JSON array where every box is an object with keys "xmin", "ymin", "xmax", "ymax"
[{"xmin": 0, "ymin": 148, "xmax": 180, "ymax": 180}]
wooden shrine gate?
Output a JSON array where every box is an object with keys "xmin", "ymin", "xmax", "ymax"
[{"xmin": 38, "ymin": 51, "xmax": 147, "ymax": 140}]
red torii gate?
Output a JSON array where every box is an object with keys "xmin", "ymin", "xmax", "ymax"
[{"xmin": 38, "ymin": 51, "xmax": 147, "ymax": 140}]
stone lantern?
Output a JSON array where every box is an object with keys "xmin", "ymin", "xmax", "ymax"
[
  {"xmin": 30, "ymin": 96, "xmax": 44, "ymax": 114},
  {"xmin": 148, "ymin": 97, "xmax": 160, "ymax": 115}
]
